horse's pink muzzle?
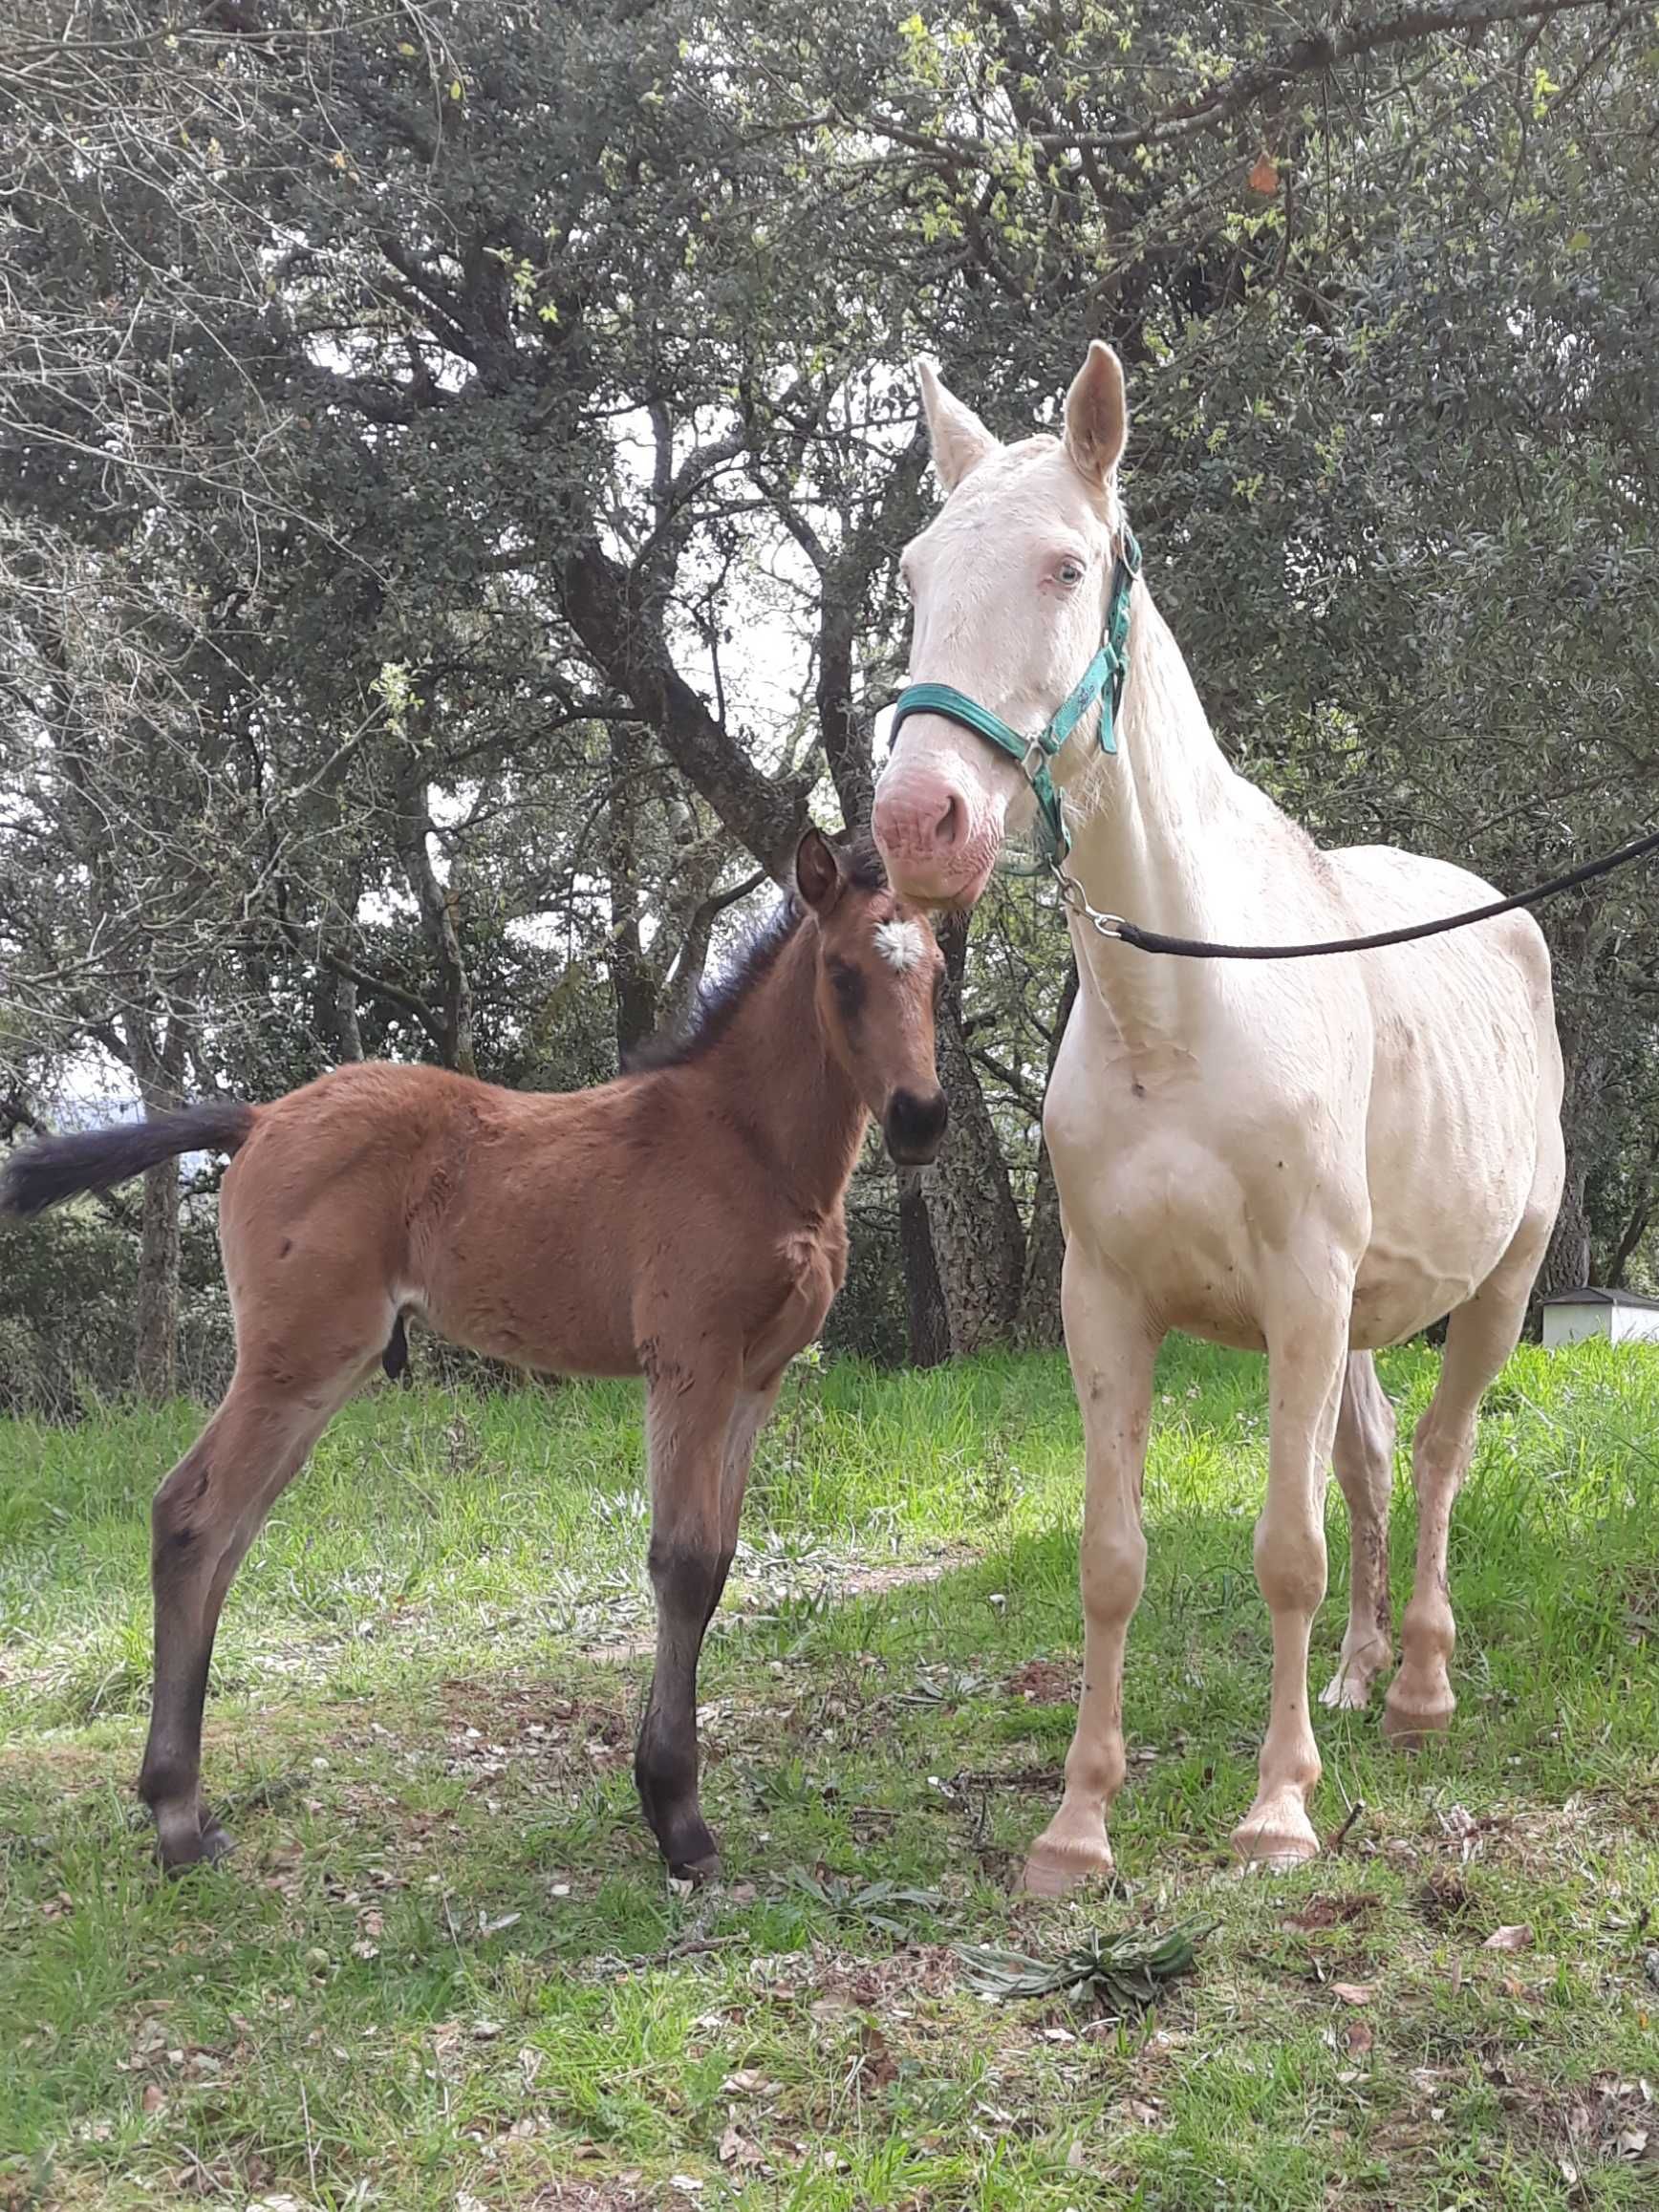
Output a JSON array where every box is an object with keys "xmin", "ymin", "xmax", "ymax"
[{"xmin": 873, "ymin": 754, "xmax": 1004, "ymax": 909}]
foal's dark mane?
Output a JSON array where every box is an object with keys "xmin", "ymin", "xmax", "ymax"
[{"xmin": 627, "ymin": 837, "xmax": 886, "ymax": 1075}]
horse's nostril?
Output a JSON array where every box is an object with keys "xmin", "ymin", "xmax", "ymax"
[
  {"xmin": 884, "ymin": 1087, "xmax": 950, "ymax": 1161},
  {"xmin": 936, "ymin": 791, "xmax": 965, "ymax": 851}
]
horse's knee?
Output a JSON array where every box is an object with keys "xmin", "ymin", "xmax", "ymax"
[
  {"xmin": 1079, "ymin": 1524, "xmax": 1146, "ymax": 1626},
  {"xmin": 151, "ymin": 1445, "xmax": 215, "ymax": 1581},
  {"xmin": 1254, "ymin": 1511, "xmax": 1327, "ymax": 1616}
]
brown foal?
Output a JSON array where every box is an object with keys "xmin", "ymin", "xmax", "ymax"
[{"xmin": 2, "ymin": 829, "xmax": 948, "ymax": 1880}]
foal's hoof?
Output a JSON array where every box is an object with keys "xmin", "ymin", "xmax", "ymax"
[
  {"xmin": 1020, "ymin": 1832, "xmax": 1115, "ymax": 1899},
  {"xmin": 155, "ymin": 1809, "xmax": 236, "ymax": 1875},
  {"xmin": 1230, "ymin": 1801, "xmax": 1319, "ymax": 1872},
  {"xmin": 199, "ymin": 1815, "xmax": 236, "ymax": 1863},
  {"xmin": 657, "ymin": 1807, "xmax": 722, "ymax": 1888},
  {"xmin": 668, "ymin": 1849, "xmax": 723, "ymax": 1889}
]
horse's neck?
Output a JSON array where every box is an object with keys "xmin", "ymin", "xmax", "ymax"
[
  {"xmin": 711, "ymin": 924, "xmax": 866, "ymax": 1213},
  {"xmin": 1065, "ymin": 585, "xmax": 1260, "ymax": 1049}
]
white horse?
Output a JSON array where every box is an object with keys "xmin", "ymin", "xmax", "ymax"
[{"xmin": 873, "ymin": 345, "xmax": 1564, "ymax": 1884}]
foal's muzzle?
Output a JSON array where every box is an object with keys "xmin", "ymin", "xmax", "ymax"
[{"xmin": 884, "ymin": 1086, "xmax": 949, "ymax": 1165}]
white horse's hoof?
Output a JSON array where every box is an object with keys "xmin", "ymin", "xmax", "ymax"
[
  {"xmin": 1020, "ymin": 1832, "xmax": 1114, "ymax": 1898},
  {"xmin": 1382, "ymin": 1697, "xmax": 1454, "ymax": 1749},
  {"xmin": 1231, "ymin": 1802, "xmax": 1319, "ymax": 1871},
  {"xmin": 1321, "ymin": 1667, "xmax": 1373, "ymax": 1710}
]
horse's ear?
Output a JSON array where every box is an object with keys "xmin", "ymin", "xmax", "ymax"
[
  {"xmin": 1064, "ymin": 341, "xmax": 1129, "ymax": 487},
  {"xmin": 917, "ymin": 359, "xmax": 998, "ymax": 492},
  {"xmin": 795, "ymin": 827, "xmax": 843, "ymax": 913}
]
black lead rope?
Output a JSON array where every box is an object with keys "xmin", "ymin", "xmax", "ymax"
[{"xmin": 1102, "ymin": 825, "xmax": 1659, "ymax": 961}]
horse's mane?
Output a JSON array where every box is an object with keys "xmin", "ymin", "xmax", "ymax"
[{"xmin": 626, "ymin": 835, "xmax": 886, "ymax": 1074}]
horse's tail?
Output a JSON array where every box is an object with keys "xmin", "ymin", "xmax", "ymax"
[{"xmin": 0, "ymin": 1101, "xmax": 256, "ymax": 1218}]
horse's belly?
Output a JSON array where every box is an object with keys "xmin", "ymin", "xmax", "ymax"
[
  {"xmin": 1050, "ymin": 1064, "xmax": 1536, "ymax": 1354},
  {"xmin": 1350, "ymin": 1181, "xmax": 1529, "ymax": 1348},
  {"xmin": 1352, "ymin": 999, "xmax": 1542, "ymax": 1343},
  {"xmin": 1348, "ymin": 1256, "xmax": 1479, "ymax": 1349},
  {"xmin": 420, "ymin": 1180, "xmax": 639, "ymax": 1377}
]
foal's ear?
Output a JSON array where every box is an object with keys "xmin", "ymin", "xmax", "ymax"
[
  {"xmin": 795, "ymin": 827, "xmax": 843, "ymax": 913},
  {"xmin": 1064, "ymin": 341, "xmax": 1129, "ymax": 487},
  {"xmin": 917, "ymin": 359, "xmax": 998, "ymax": 493}
]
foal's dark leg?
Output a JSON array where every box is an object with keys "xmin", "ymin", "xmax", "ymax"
[
  {"xmin": 139, "ymin": 1372, "xmax": 355, "ymax": 1869},
  {"xmin": 635, "ymin": 1365, "xmax": 744, "ymax": 1879}
]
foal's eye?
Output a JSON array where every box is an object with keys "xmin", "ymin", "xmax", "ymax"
[
  {"xmin": 1056, "ymin": 558, "xmax": 1086, "ymax": 587},
  {"xmin": 829, "ymin": 960, "xmax": 864, "ymax": 1012}
]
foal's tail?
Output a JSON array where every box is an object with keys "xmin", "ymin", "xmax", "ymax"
[{"xmin": 0, "ymin": 1101, "xmax": 256, "ymax": 1218}]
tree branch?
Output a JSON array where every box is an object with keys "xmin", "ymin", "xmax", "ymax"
[
  {"xmin": 866, "ymin": 0, "xmax": 1618, "ymax": 162},
  {"xmin": 559, "ymin": 537, "xmax": 810, "ymax": 878}
]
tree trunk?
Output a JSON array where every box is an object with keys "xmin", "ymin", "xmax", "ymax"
[
  {"xmin": 126, "ymin": 1013, "xmax": 189, "ymax": 1402},
  {"xmin": 896, "ymin": 1167, "xmax": 951, "ymax": 1366},
  {"xmin": 315, "ymin": 861, "xmax": 367, "ymax": 1063},
  {"xmin": 1537, "ymin": 1003, "xmax": 1605, "ymax": 1300},
  {"xmin": 395, "ymin": 741, "xmax": 477, "ymax": 1075},
  {"xmin": 605, "ymin": 718, "xmax": 659, "ymax": 1056},
  {"xmin": 925, "ymin": 913, "xmax": 1025, "ymax": 1353},
  {"xmin": 135, "ymin": 1153, "xmax": 182, "ymax": 1401},
  {"xmin": 1604, "ymin": 1171, "xmax": 1653, "ymax": 1291},
  {"xmin": 333, "ymin": 969, "xmax": 365, "ymax": 1063},
  {"xmin": 1021, "ymin": 1145, "xmax": 1066, "ymax": 1347},
  {"xmin": 1538, "ymin": 1166, "xmax": 1590, "ymax": 1301},
  {"xmin": 1018, "ymin": 956, "xmax": 1080, "ymax": 1346}
]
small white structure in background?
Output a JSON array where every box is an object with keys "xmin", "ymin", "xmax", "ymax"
[{"xmin": 1540, "ymin": 1287, "xmax": 1659, "ymax": 1349}]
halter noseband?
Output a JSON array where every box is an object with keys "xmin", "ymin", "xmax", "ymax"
[{"xmin": 888, "ymin": 526, "xmax": 1141, "ymax": 864}]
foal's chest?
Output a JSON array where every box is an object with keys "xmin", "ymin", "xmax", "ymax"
[{"xmin": 741, "ymin": 1217, "xmax": 848, "ymax": 1384}]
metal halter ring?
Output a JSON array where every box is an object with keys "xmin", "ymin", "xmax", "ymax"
[{"xmin": 1050, "ymin": 859, "xmax": 1128, "ymax": 940}]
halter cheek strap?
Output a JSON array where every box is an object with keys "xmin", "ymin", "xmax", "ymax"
[{"xmin": 888, "ymin": 527, "xmax": 1141, "ymax": 863}]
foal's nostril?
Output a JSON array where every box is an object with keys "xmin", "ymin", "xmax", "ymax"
[
  {"xmin": 935, "ymin": 790, "xmax": 965, "ymax": 852},
  {"xmin": 884, "ymin": 1087, "xmax": 950, "ymax": 1163}
]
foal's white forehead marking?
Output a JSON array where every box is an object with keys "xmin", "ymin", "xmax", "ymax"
[{"xmin": 873, "ymin": 917, "xmax": 928, "ymax": 974}]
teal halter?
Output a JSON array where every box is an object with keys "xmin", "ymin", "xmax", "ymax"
[{"xmin": 888, "ymin": 526, "xmax": 1141, "ymax": 863}]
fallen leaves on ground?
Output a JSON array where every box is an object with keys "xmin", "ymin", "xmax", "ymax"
[{"xmin": 1482, "ymin": 1923, "xmax": 1535, "ymax": 1952}]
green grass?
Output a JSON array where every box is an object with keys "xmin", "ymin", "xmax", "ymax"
[{"xmin": 2, "ymin": 1337, "xmax": 1657, "ymax": 2210}]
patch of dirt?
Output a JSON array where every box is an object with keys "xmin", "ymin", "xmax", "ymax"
[
  {"xmin": 1282, "ymin": 1894, "xmax": 1380, "ymax": 1933},
  {"xmin": 0, "ymin": 1738, "xmax": 131, "ymax": 1789},
  {"xmin": 436, "ymin": 1681, "xmax": 633, "ymax": 1783},
  {"xmin": 1487, "ymin": 2064, "xmax": 1656, "ymax": 2173},
  {"xmin": 948, "ymin": 1763, "xmax": 1066, "ymax": 1793},
  {"xmin": 836, "ymin": 1550, "xmax": 976, "ymax": 1599},
  {"xmin": 670, "ymin": 1937, "xmax": 963, "ymax": 2025},
  {"xmin": 1005, "ymin": 1659, "xmax": 1075, "ymax": 1706},
  {"xmin": 1412, "ymin": 1867, "xmax": 1478, "ymax": 1928},
  {"xmin": 809, "ymin": 1944, "xmax": 961, "ymax": 2007},
  {"xmin": 524, "ymin": 2186, "xmax": 652, "ymax": 2211},
  {"xmin": 1621, "ymin": 1563, "xmax": 1659, "ymax": 1645}
]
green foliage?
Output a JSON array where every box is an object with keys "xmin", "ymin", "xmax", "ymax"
[
  {"xmin": 0, "ymin": 1208, "xmax": 232, "ymax": 1420},
  {"xmin": 958, "ymin": 1920, "xmax": 1213, "ymax": 2009},
  {"xmin": 4, "ymin": 0, "xmax": 1659, "ymax": 1390}
]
